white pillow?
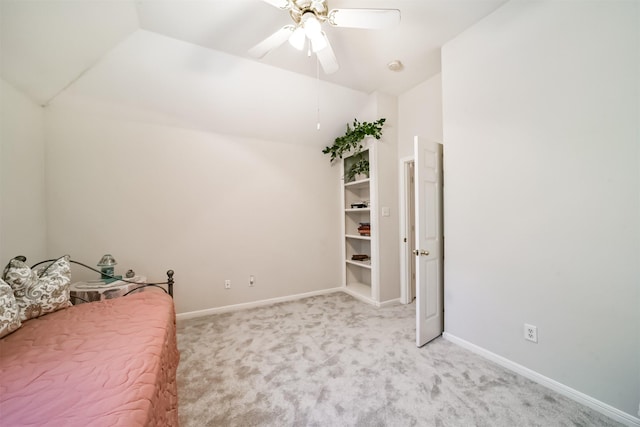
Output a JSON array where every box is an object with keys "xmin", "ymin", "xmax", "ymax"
[
  {"xmin": 3, "ymin": 255, "xmax": 72, "ymax": 321},
  {"xmin": 0, "ymin": 278, "xmax": 22, "ymax": 338}
]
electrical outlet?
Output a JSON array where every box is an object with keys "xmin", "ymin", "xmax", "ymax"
[
  {"xmin": 224, "ymin": 280, "xmax": 231, "ymax": 289},
  {"xmin": 524, "ymin": 324, "xmax": 538, "ymax": 343},
  {"xmin": 249, "ymin": 275, "xmax": 255, "ymax": 287}
]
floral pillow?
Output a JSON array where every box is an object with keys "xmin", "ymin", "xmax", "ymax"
[
  {"xmin": 0, "ymin": 278, "xmax": 21, "ymax": 338},
  {"xmin": 3, "ymin": 255, "xmax": 72, "ymax": 321}
]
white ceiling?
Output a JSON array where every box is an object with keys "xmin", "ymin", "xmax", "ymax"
[
  {"xmin": 0, "ymin": 1, "xmax": 139, "ymax": 105},
  {"xmin": 1, "ymin": 0, "xmax": 506, "ymax": 106},
  {"xmin": 136, "ymin": 0, "xmax": 507, "ymax": 94},
  {"xmin": 49, "ymin": 30, "xmax": 373, "ymax": 147}
]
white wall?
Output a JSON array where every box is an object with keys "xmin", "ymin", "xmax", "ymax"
[
  {"xmin": 372, "ymin": 93, "xmax": 401, "ymax": 303},
  {"xmin": 398, "ymin": 74, "xmax": 443, "ymax": 158},
  {"xmin": 36, "ymin": 28, "xmax": 375, "ymax": 315},
  {"xmin": 45, "ymin": 106, "xmax": 342, "ymax": 314},
  {"xmin": 0, "ymin": 79, "xmax": 47, "ymax": 263},
  {"xmin": 442, "ymin": 0, "xmax": 639, "ymax": 418}
]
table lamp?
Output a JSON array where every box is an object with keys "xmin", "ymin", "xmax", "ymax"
[{"xmin": 97, "ymin": 254, "xmax": 120, "ymax": 283}]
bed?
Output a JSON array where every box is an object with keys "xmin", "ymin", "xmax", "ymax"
[{"xmin": 0, "ymin": 257, "xmax": 179, "ymax": 426}]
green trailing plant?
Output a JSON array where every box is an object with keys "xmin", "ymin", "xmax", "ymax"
[
  {"xmin": 344, "ymin": 153, "xmax": 370, "ymax": 182},
  {"xmin": 322, "ymin": 118, "xmax": 386, "ymax": 164},
  {"xmin": 322, "ymin": 118, "xmax": 385, "ymax": 181}
]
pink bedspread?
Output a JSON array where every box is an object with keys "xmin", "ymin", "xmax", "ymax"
[{"xmin": 0, "ymin": 290, "xmax": 179, "ymax": 426}]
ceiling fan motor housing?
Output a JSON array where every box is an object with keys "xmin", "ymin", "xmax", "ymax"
[{"xmin": 289, "ymin": 0, "xmax": 328, "ymax": 24}]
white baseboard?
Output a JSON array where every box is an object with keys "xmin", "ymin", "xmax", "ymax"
[
  {"xmin": 443, "ymin": 332, "xmax": 640, "ymax": 427},
  {"xmin": 340, "ymin": 288, "xmax": 400, "ymax": 308},
  {"xmin": 176, "ymin": 287, "xmax": 343, "ymax": 320},
  {"xmin": 178, "ymin": 288, "xmax": 400, "ymax": 321},
  {"xmin": 379, "ymin": 298, "xmax": 401, "ymax": 307},
  {"xmin": 341, "ymin": 287, "xmax": 379, "ymax": 306}
]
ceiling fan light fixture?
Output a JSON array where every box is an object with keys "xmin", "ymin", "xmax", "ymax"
[
  {"xmin": 253, "ymin": 1, "xmax": 402, "ymax": 77},
  {"xmin": 289, "ymin": 26, "xmax": 306, "ymax": 50},
  {"xmin": 302, "ymin": 12, "xmax": 322, "ymax": 39}
]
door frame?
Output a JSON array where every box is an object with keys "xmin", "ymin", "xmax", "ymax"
[{"xmin": 399, "ymin": 156, "xmax": 415, "ymax": 305}]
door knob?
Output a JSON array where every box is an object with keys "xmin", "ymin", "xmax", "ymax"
[{"xmin": 412, "ymin": 249, "xmax": 430, "ymax": 256}]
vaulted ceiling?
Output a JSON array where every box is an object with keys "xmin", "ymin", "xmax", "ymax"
[
  {"xmin": 1, "ymin": 0, "xmax": 506, "ymax": 146},
  {"xmin": 136, "ymin": 0, "xmax": 507, "ymax": 94},
  {"xmin": 1, "ymin": 0, "xmax": 506, "ymax": 105}
]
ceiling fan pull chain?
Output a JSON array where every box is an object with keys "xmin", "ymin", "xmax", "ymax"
[{"xmin": 316, "ymin": 55, "xmax": 321, "ymax": 131}]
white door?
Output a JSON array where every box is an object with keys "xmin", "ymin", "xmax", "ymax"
[{"xmin": 414, "ymin": 137, "xmax": 443, "ymax": 347}]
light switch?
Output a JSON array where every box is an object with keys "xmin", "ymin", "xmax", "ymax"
[{"xmin": 382, "ymin": 207, "xmax": 390, "ymax": 217}]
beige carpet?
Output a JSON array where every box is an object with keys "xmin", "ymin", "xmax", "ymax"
[{"xmin": 176, "ymin": 292, "xmax": 620, "ymax": 426}]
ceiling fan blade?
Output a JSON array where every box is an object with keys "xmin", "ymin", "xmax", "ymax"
[
  {"xmin": 259, "ymin": 0, "xmax": 291, "ymax": 10},
  {"xmin": 248, "ymin": 26, "xmax": 294, "ymax": 59},
  {"xmin": 328, "ymin": 8, "xmax": 401, "ymax": 29},
  {"xmin": 316, "ymin": 34, "xmax": 339, "ymax": 74}
]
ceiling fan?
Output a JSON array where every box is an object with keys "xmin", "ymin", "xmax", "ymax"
[{"xmin": 249, "ymin": 0, "xmax": 400, "ymax": 74}]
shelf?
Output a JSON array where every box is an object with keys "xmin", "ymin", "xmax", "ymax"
[
  {"xmin": 344, "ymin": 178, "xmax": 370, "ymax": 189},
  {"xmin": 345, "ymin": 234, "xmax": 371, "ymax": 241},
  {"xmin": 345, "ymin": 208, "xmax": 370, "ymax": 213},
  {"xmin": 345, "ymin": 260, "xmax": 372, "ymax": 269}
]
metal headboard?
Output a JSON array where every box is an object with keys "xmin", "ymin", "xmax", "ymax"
[{"xmin": 10, "ymin": 255, "xmax": 174, "ymax": 299}]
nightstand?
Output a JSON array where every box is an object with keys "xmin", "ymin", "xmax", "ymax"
[{"xmin": 69, "ymin": 276, "xmax": 147, "ymax": 304}]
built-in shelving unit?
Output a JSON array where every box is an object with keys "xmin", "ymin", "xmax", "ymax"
[{"xmin": 341, "ymin": 144, "xmax": 378, "ymax": 304}]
